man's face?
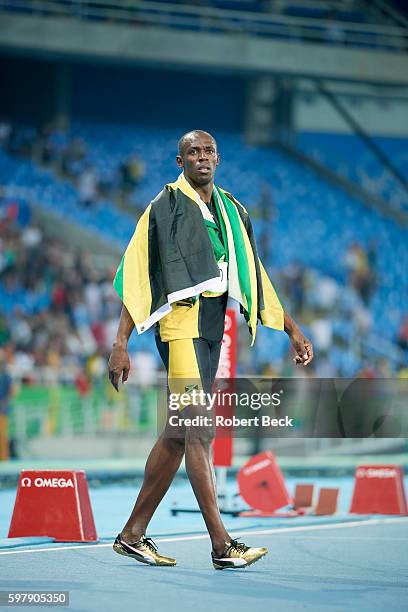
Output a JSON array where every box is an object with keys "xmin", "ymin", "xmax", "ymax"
[{"xmin": 176, "ymin": 133, "xmax": 219, "ymax": 186}]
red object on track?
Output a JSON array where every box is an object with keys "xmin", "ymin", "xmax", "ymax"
[
  {"xmin": 237, "ymin": 451, "xmax": 292, "ymax": 513},
  {"xmin": 293, "ymin": 484, "xmax": 315, "ymax": 510},
  {"xmin": 8, "ymin": 470, "xmax": 98, "ymax": 542},
  {"xmin": 315, "ymin": 488, "xmax": 339, "ymax": 515},
  {"xmin": 349, "ymin": 465, "xmax": 408, "ymax": 515},
  {"xmin": 213, "ymin": 309, "xmax": 237, "ymax": 468}
]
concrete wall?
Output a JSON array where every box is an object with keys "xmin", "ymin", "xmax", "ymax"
[
  {"xmin": 296, "ymin": 90, "xmax": 408, "ymax": 136},
  {"xmin": 1, "ymin": 14, "xmax": 408, "ymax": 86}
]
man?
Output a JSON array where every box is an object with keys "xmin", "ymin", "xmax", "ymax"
[{"xmin": 108, "ymin": 130, "xmax": 313, "ymax": 570}]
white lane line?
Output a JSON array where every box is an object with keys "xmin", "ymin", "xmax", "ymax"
[
  {"xmin": 0, "ymin": 516, "xmax": 407, "ymax": 556},
  {"xmin": 271, "ymin": 536, "xmax": 408, "ymax": 541}
]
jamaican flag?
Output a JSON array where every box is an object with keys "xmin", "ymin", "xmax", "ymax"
[{"xmin": 113, "ymin": 173, "xmax": 284, "ymax": 345}]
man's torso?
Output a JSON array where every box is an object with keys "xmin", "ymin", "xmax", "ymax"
[{"xmin": 157, "ymin": 192, "xmax": 228, "ymax": 343}]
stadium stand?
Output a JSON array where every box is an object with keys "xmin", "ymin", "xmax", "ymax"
[
  {"xmin": 297, "ymin": 132, "xmax": 408, "ymax": 212},
  {"xmin": 0, "ymin": 198, "xmax": 156, "ymax": 372},
  {"xmin": 1, "ymin": 121, "xmax": 407, "ymax": 377},
  {"xmin": 0, "ymin": 149, "xmax": 135, "ymax": 247}
]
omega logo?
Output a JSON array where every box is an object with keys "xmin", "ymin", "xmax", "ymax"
[{"xmin": 21, "ymin": 477, "xmax": 74, "ymax": 488}]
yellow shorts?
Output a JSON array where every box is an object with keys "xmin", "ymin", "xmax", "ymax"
[{"xmin": 155, "ymin": 335, "xmax": 222, "ymax": 398}]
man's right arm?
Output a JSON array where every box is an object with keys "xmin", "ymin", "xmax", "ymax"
[{"xmin": 108, "ymin": 305, "xmax": 135, "ymax": 391}]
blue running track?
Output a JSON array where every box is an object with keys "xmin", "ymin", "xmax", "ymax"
[{"xmin": 0, "ymin": 479, "xmax": 407, "ymax": 611}]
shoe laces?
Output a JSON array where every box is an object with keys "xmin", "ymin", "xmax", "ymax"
[
  {"xmin": 227, "ymin": 539, "xmax": 249, "ymax": 555},
  {"xmin": 141, "ymin": 536, "xmax": 158, "ymax": 553}
]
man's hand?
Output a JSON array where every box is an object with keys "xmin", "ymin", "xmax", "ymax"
[
  {"xmin": 108, "ymin": 343, "xmax": 130, "ymax": 391},
  {"xmin": 288, "ymin": 330, "xmax": 314, "ymax": 366}
]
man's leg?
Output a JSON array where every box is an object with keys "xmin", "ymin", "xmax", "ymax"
[
  {"xmin": 121, "ymin": 335, "xmax": 184, "ymax": 542},
  {"xmin": 121, "ymin": 434, "xmax": 185, "ymax": 541},
  {"xmin": 182, "ymin": 340, "xmax": 268, "ymax": 568},
  {"xmin": 184, "ymin": 419, "xmax": 230, "ymax": 555},
  {"xmin": 179, "ymin": 339, "xmax": 230, "ymax": 556}
]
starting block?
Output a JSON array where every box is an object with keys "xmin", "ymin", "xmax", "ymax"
[
  {"xmin": 350, "ymin": 465, "xmax": 408, "ymax": 515},
  {"xmin": 237, "ymin": 453, "xmax": 339, "ymax": 517},
  {"xmin": 9, "ymin": 470, "xmax": 98, "ymax": 542},
  {"xmin": 238, "ymin": 451, "xmax": 297, "ymax": 517},
  {"xmin": 292, "ymin": 485, "xmax": 339, "ymax": 516},
  {"xmin": 293, "ymin": 484, "xmax": 315, "ymax": 512},
  {"xmin": 315, "ymin": 488, "xmax": 339, "ymax": 516}
]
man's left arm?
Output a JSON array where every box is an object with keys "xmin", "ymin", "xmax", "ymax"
[{"xmin": 283, "ymin": 311, "xmax": 314, "ymax": 366}]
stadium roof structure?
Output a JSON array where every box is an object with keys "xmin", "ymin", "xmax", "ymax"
[{"xmin": 0, "ymin": 0, "xmax": 408, "ymax": 86}]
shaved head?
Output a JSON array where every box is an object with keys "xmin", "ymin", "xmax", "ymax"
[
  {"xmin": 178, "ymin": 130, "xmax": 217, "ymax": 157},
  {"xmin": 176, "ymin": 129, "xmax": 220, "ymax": 189}
]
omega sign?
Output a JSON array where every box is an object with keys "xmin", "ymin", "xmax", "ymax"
[
  {"xmin": 216, "ymin": 310, "xmax": 237, "ymax": 379},
  {"xmin": 356, "ymin": 467, "xmax": 396, "ymax": 479},
  {"xmin": 21, "ymin": 476, "xmax": 74, "ymax": 488}
]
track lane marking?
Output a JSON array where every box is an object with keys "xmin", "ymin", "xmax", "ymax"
[{"xmin": 0, "ymin": 516, "xmax": 407, "ymax": 556}]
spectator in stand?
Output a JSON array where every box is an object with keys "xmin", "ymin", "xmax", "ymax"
[
  {"xmin": 344, "ymin": 242, "xmax": 375, "ymax": 305},
  {"xmin": 84, "ymin": 271, "xmax": 103, "ymax": 322},
  {"xmin": 11, "ymin": 309, "xmax": 32, "ymax": 351},
  {"xmin": 78, "ymin": 164, "xmax": 99, "ymax": 208},
  {"xmin": 309, "ymin": 317, "xmax": 333, "ymax": 354},
  {"xmin": 21, "ymin": 224, "xmax": 43, "ymax": 250},
  {"xmin": 317, "ymin": 275, "xmax": 338, "ymax": 310},
  {"xmin": 283, "ymin": 260, "xmax": 306, "ymax": 316},
  {"xmin": 119, "ymin": 152, "xmax": 145, "ymax": 197},
  {"xmin": 62, "ymin": 136, "xmax": 87, "ymax": 178},
  {"xmin": 52, "ymin": 281, "xmax": 68, "ymax": 312},
  {"xmin": 38, "ymin": 124, "xmax": 60, "ymax": 166},
  {"xmin": 98, "ymin": 170, "xmax": 116, "ymax": 198},
  {"xmin": 366, "ymin": 238, "xmax": 378, "ymax": 299}
]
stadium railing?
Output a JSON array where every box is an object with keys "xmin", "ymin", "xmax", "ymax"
[{"xmin": 1, "ymin": 0, "xmax": 407, "ymax": 52}]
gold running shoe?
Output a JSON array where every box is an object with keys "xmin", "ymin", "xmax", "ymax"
[
  {"xmin": 113, "ymin": 534, "xmax": 176, "ymax": 566},
  {"xmin": 212, "ymin": 539, "xmax": 267, "ymax": 570}
]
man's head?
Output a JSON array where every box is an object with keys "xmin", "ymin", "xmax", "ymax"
[{"xmin": 176, "ymin": 130, "xmax": 219, "ymax": 186}]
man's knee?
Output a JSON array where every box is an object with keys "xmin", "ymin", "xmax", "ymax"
[
  {"xmin": 182, "ymin": 403, "xmax": 215, "ymax": 446},
  {"xmin": 162, "ymin": 429, "xmax": 186, "ymax": 452},
  {"xmin": 185, "ymin": 423, "xmax": 215, "ymax": 447}
]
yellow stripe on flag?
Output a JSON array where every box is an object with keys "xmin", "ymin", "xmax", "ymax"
[
  {"xmin": 259, "ymin": 260, "xmax": 284, "ymax": 331},
  {"xmin": 235, "ymin": 212, "xmax": 259, "ymax": 345},
  {"xmin": 123, "ymin": 204, "xmax": 152, "ymax": 326}
]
